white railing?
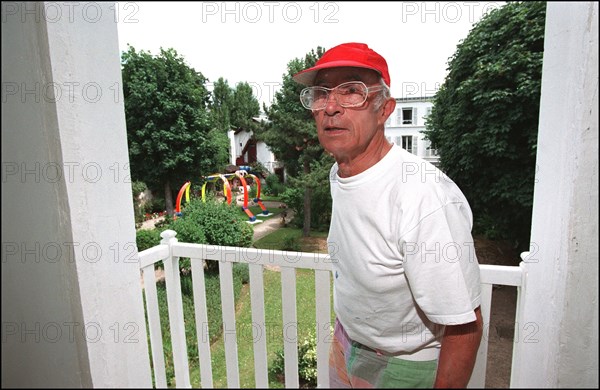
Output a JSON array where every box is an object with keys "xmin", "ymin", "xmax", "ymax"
[{"xmin": 138, "ymin": 230, "xmax": 526, "ymax": 388}]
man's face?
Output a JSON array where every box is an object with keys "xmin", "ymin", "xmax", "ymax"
[{"xmin": 312, "ymin": 67, "xmax": 390, "ymax": 163}]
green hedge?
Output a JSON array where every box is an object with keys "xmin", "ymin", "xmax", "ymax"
[{"xmin": 136, "ymin": 229, "xmax": 162, "ymax": 252}]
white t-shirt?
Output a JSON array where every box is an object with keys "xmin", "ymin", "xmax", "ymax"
[{"xmin": 328, "ymin": 145, "xmax": 481, "ymax": 358}]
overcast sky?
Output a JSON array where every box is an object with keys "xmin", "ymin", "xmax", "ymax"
[{"xmin": 116, "ymin": 1, "xmax": 505, "ymax": 108}]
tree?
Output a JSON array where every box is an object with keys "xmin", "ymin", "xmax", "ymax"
[
  {"xmin": 231, "ymin": 82, "xmax": 260, "ymax": 132},
  {"xmin": 424, "ymin": 2, "xmax": 546, "ymax": 250},
  {"xmin": 122, "ymin": 46, "xmax": 229, "ymax": 215},
  {"xmin": 209, "ymin": 77, "xmax": 233, "ymax": 132},
  {"xmin": 209, "ymin": 79, "xmax": 260, "ymax": 133},
  {"xmin": 256, "ymin": 47, "xmax": 332, "ymax": 236}
]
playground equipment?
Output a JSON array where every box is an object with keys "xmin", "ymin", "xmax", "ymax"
[
  {"xmin": 240, "ymin": 172, "xmax": 273, "ymax": 218},
  {"xmin": 174, "ymin": 180, "xmax": 191, "ymax": 218},
  {"xmin": 174, "ymin": 169, "xmax": 272, "ymax": 224}
]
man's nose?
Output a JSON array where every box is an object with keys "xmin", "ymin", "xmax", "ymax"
[{"xmin": 324, "ymin": 91, "xmax": 342, "ymax": 114}]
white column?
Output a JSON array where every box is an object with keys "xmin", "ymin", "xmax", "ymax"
[
  {"xmin": 1, "ymin": 2, "xmax": 152, "ymax": 387},
  {"xmin": 512, "ymin": 2, "xmax": 598, "ymax": 388}
]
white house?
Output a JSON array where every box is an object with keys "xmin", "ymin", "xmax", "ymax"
[
  {"xmin": 384, "ymin": 97, "xmax": 438, "ymax": 165},
  {"xmin": 227, "ymin": 115, "xmax": 285, "ymax": 182}
]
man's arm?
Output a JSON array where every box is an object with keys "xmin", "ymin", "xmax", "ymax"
[{"xmin": 434, "ymin": 306, "xmax": 483, "ymax": 388}]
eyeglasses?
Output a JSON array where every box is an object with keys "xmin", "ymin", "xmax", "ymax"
[{"xmin": 300, "ymin": 81, "xmax": 385, "ymax": 111}]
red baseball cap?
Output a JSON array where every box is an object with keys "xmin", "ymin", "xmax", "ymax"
[{"xmin": 293, "ymin": 42, "xmax": 391, "ymax": 87}]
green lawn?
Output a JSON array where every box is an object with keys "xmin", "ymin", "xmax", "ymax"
[{"xmin": 235, "ymin": 201, "xmax": 283, "ymax": 222}]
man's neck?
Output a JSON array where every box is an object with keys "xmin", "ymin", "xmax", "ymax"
[{"xmin": 336, "ymin": 140, "xmax": 392, "ymax": 178}]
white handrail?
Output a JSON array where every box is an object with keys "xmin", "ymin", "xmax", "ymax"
[{"xmin": 138, "ymin": 230, "xmax": 525, "ymax": 388}]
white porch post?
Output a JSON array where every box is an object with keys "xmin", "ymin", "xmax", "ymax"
[
  {"xmin": 1, "ymin": 2, "xmax": 152, "ymax": 387},
  {"xmin": 512, "ymin": 2, "xmax": 598, "ymax": 387}
]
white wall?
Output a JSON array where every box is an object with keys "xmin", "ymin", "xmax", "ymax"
[
  {"xmin": 1, "ymin": 2, "xmax": 151, "ymax": 387},
  {"xmin": 227, "ymin": 129, "xmax": 237, "ymax": 165},
  {"xmin": 385, "ymin": 99, "xmax": 435, "ymax": 160},
  {"xmin": 256, "ymin": 141, "xmax": 276, "ymax": 174},
  {"xmin": 231, "ymin": 130, "xmax": 253, "ymax": 162},
  {"xmin": 511, "ymin": 2, "xmax": 598, "ymax": 387},
  {"xmin": 387, "ymin": 100, "xmax": 433, "ymax": 128}
]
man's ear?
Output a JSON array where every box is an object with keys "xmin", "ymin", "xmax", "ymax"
[{"xmin": 379, "ymin": 98, "xmax": 396, "ymax": 124}]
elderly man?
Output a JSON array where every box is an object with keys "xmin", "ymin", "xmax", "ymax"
[{"xmin": 293, "ymin": 43, "xmax": 483, "ymax": 388}]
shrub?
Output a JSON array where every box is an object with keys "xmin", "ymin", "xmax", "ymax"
[
  {"xmin": 154, "ymin": 214, "xmax": 172, "ymax": 229},
  {"xmin": 280, "ymin": 184, "xmax": 331, "ymax": 231},
  {"xmin": 136, "ymin": 229, "xmax": 162, "ymax": 252},
  {"xmin": 168, "ymin": 197, "xmax": 253, "ymax": 273},
  {"xmin": 249, "ymin": 161, "xmax": 268, "ymax": 178},
  {"xmin": 193, "ymin": 199, "xmax": 252, "ymax": 246},
  {"xmin": 152, "ymin": 281, "xmax": 201, "ymax": 385},
  {"xmin": 132, "ymin": 181, "xmax": 148, "ymax": 197},
  {"xmin": 148, "ymin": 196, "xmax": 166, "ymax": 213},
  {"xmin": 169, "ymin": 212, "xmax": 206, "ymax": 246},
  {"xmin": 282, "ymin": 235, "xmax": 301, "ymax": 252},
  {"xmin": 297, "ymin": 331, "xmax": 318, "ymax": 387},
  {"xmin": 269, "ymin": 331, "xmax": 318, "ymax": 388},
  {"xmin": 264, "ymin": 174, "xmax": 285, "ymax": 196}
]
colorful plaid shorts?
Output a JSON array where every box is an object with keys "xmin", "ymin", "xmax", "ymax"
[{"xmin": 329, "ymin": 319, "xmax": 438, "ymax": 388}]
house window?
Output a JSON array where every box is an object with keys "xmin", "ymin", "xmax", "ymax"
[
  {"xmin": 400, "ymin": 107, "xmax": 418, "ymax": 125},
  {"xmin": 401, "ymin": 135, "xmax": 413, "ymax": 153},
  {"xmin": 402, "ymin": 108, "xmax": 413, "ymax": 124},
  {"xmin": 401, "ymin": 135, "xmax": 419, "ymax": 155}
]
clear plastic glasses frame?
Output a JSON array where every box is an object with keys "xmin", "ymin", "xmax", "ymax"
[{"xmin": 300, "ymin": 81, "xmax": 385, "ymax": 111}]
